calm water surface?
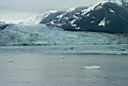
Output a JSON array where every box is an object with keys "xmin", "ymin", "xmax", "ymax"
[{"xmin": 0, "ymin": 46, "xmax": 128, "ymax": 86}]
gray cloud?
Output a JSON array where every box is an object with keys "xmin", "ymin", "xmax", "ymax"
[
  {"xmin": 0, "ymin": 0, "xmax": 101, "ymax": 12},
  {"xmin": 0, "ymin": 0, "xmax": 101, "ymax": 21}
]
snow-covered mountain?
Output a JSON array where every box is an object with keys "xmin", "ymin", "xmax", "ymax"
[
  {"xmin": 32, "ymin": 1, "xmax": 128, "ymax": 33},
  {"xmin": 29, "ymin": 11, "xmax": 59, "ymax": 24}
]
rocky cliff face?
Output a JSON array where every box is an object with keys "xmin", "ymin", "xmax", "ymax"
[{"xmin": 39, "ymin": 1, "xmax": 128, "ymax": 33}]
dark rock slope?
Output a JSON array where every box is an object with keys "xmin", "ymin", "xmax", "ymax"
[
  {"xmin": 40, "ymin": 1, "xmax": 128, "ymax": 33},
  {"xmin": 0, "ymin": 22, "xmax": 9, "ymax": 30}
]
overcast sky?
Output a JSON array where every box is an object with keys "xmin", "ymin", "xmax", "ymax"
[{"xmin": 0, "ymin": 0, "xmax": 101, "ymax": 22}]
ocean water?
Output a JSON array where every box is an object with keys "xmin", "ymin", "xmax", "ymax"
[{"xmin": 0, "ymin": 45, "xmax": 128, "ymax": 86}]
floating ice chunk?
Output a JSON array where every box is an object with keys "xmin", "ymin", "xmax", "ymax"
[
  {"xmin": 55, "ymin": 56, "xmax": 65, "ymax": 59},
  {"xmin": 8, "ymin": 60, "xmax": 14, "ymax": 63},
  {"xmin": 59, "ymin": 56, "xmax": 65, "ymax": 58},
  {"xmin": 83, "ymin": 65, "xmax": 101, "ymax": 70}
]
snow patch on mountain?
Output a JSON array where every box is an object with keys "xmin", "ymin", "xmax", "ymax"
[
  {"xmin": 56, "ymin": 7, "xmax": 76, "ymax": 21},
  {"xmin": 81, "ymin": 0, "xmax": 121, "ymax": 16},
  {"xmin": 29, "ymin": 10, "xmax": 57, "ymax": 24},
  {"xmin": 109, "ymin": 8, "xmax": 115, "ymax": 13},
  {"xmin": 81, "ymin": 1, "xmax": 106, "ymax": 16},
  {"xmin": 99, "ymin": 17, "xmax": 106, "ymax": 27},
  {"xmin": 56, "ymin": 14, "xmax": 64, "ymax": 21},
  {"xmin": 67, "ymin": 7, "xmax": 76, "ymax": 12}
]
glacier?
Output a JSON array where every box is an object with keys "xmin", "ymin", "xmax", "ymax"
[{"xmin": 0, "ymin": 24, "xmax": 128, "ymax": 46}]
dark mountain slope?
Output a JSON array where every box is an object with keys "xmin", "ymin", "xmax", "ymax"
[{"xmin": 39, "ymin": 1, "xmax": 128, "ymax": 33}]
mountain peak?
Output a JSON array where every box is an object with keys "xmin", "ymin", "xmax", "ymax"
[
  {"xmin": 29, "ymin": 10, "xmax": 58, "ymax": 24},
  {"xmin": 33, "ymin": 1, "xmax": 128, "ymax": 33}
]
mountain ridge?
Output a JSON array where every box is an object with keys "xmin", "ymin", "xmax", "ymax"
[{"xmin": 35, "ymin": 1, "xmax": 128, "ymax": 33}]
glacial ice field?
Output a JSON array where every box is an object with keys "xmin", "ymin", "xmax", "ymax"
[
  {"xmin": 0, "ymin": 24, "xmax": 128, "ymax": 46},
  {"xmin": 0, "ymin": 24, "xmax": 128, "ymax": 55}
]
